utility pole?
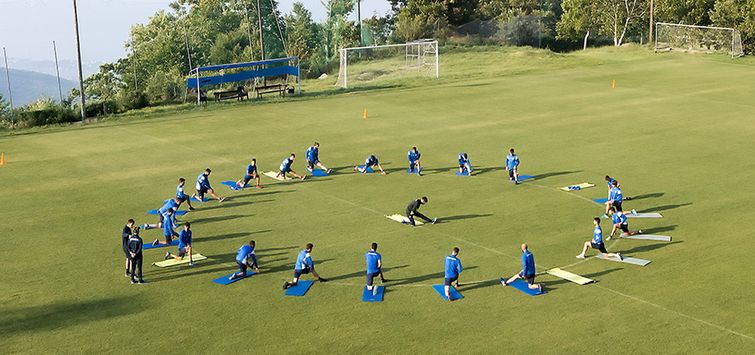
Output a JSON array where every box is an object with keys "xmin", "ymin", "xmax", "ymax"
[
  {"xmin": 649, "ymin": 0, "xmax": 654, "ymax": 46},
  {"xmin": 357, "ymin": 0, "xmax": 362, "ymax": 46},
  {"xmin": 53, "ymin": 41, "xmax": 64, "ymax": 103},
  {"xmin": 73, "ymin": 0, "xmax": 86, "ymax": 119},
  {"xmin": 256, "ymin": 0, "xmax": 265, "ymax": 60},
  {"xmin": 3, "ymin": 47, "xmax": 14, "ymax": 123},
  {"xmin": 246, "ymin": 5, "xmax": 255, "ymax": 61}
]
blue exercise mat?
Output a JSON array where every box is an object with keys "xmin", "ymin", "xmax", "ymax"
[
  {"xmin": 505, "ymin": 278, "xmax": 545, "ymax": 296},
  {"xmin": 455, "ymin": 171, "xmax": 471, "ymax": 176},
  {"xmin": 356, "ymin": 165, "xmax": 374, "ymax": 173},
  {"xmin": 518, "ymin": 174, "xmax": 535, "ymax": 181},
  {"xmin": 212, "ymin": 270, "xmax": 256, "ymax": 285},
  {"xmin": 406, "ymin": 168, "xmax": 421, "ymax": 174},
  {"xmin": 142, "ymin": 240, "xmax": 179, "ymax": 250},
  {"xmin": 593, "ymin": 198, "xmax": 609, "ymax": 203},
  {"xmin": 191, "ymin": 196, "xmax": 210, "ymax": 202},
  {"xmin": 432, "ymin": 284, "xmax": 463, "ymax": 301},
  {"xmin": 220, "ymin": 181, "xmax": 244, "ymax": 191},
  {"xmin": 147, "ymin": 209, "xmax": 188, "ymax": 216},
  {"xmin": 362, "ymin": 286, "xmax": 385, "ymax": 302},
  {"xmin": 311, "ymin": 169, "xmax": 329, "ymax": 177},
  {"xmin": 285, "ymin": 280, "xmax": 315, "ymax": 296}
]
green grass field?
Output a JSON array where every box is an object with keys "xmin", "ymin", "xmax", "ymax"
[{"xmin": 2, "ymin": 45, "xmax": 754, "ymax": 353}]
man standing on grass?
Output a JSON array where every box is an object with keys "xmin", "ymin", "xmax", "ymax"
[
  {"xmin": 175, "ymin": 178, "xmax": 195, "ymax": 211},
  {"xmin": 283, "ymin": 243, "xmax": 327, "ymax": 289},
  {"xmin": 366, "ymin": 243, "xmax": 386, "ymax": 293},
  {"xmin": 502, "ymin": 243, "xmax": 543, "ymax": 292},
  {"xmin": 354, "ymin": 155, "xmax": 386, "ymax": 174},
  {"xmin": 444, "ymin": 247, "xmax": 463, "ymax": 301},
  {"xmin": 230, "ymin": 240, "xmax": 259, "ymax": 281},
  {"xmin": 306, "ymin": 142, "xmax": 332, "ymax": 173},
  {"xmin": 127, "ymin": 226, "xmax": 145, "ymax": 284},
  {"xmin": 164, "ymin": 222, "xmax": 193, "ymax": 265},
  {"xmin": 577, "ymin": 217, "xmax": 622, "ymax": 260},
  {"xmin": 236, "ymin": 158, "xmax": 262, "ymax": 189},
  {"xmin": 192, "ymin": 168, "xmax": 225, "ymax": 203},
  {"xmin": 405, "ymin": 196, "xmax": 437, "ymax": 226},
  {"xmin": 608, "ymin": 207, "xmax": 642, "ymax": 239},
  {"xmin": 276, "ymin": 153, "xmax": 306, "ymax": 180},
  {"xmin": 408, "ymin": 146, "xmax": 422, "ymax": 175},
  {"xmin": 122, "ymin": 219, "xmax": 135, "ymax": 278},
  {"xmin": 458, "ymin": 153, "xmax": 473, "ymax": 175},
  {"xmin": 505, "ymin": 148, "xmax": 520, "ymax": 184}
]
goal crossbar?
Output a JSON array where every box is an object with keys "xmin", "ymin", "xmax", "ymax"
[
  {"xmin": 336, "ymin": 40, "xmax": 439, "ymax": 89},
  {"xmin": 654, "ymin": 22, "xmax": 743, "ymax": 58}
]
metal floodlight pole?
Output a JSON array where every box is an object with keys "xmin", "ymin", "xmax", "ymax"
[
  {"xmin": 3, "ymin": 47, "xmax": 14, "ymax": 123},
  {"xmin": 72, "ymin": 0, "xmax": 86, "ymax": 119},
  {"xmin": 53, "ymin": 41, "xmax": 64, "ymax": 103},
  {"xmin": 356, "ymin": 0, "xmax": 362, "ymax": 46},
  {"xmin": 649, "ymin": 0, "xmax": 654, "ymax": 46}
]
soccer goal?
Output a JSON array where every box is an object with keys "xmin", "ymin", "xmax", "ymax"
[
  {"xmin": 655, "ymin": 22, "xmax": 744, "ymax": 58},
  {"xmin": 336, "ymin": 40, "xmax": 439, "ymax": 89}
]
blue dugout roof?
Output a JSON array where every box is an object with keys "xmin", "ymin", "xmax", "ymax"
[{"xmin": 187, "ymin": 56, "xmax": 299, "ymax": 88}]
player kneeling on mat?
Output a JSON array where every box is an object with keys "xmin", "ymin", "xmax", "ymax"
[
  {"xmin": 283, "ymin": 243, "xmax": 327, "ymax": 289},
  {"xmin": 577, "ymin": 217, "xmax": 622, "ymax": 260},
  {"xmin": 502, "ymin": 243, "xmax": 543, "ymax": 293}
]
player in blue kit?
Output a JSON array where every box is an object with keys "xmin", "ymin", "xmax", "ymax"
[
  {"xmin": 283, "ymin": 243, "xmax": 327, "ymax": 289},
  {"xmin": 151, "ymin": 208, "xmax": 178, "ymax": 246},
  {"xmin": 458, "ymin": 153, "xmax": 473, "ymax": 175},
  {"xmin": 576, "ymin": 217, "xmax": 622, "ymax": 259},
  {"xmin": 305, "ymin": 142, "xmax": 332, "ymax": 173},
  {"xmin": 192, "ymin": 168, "xmax": 225, "ymax": 203},
  {"xmin": 235, "ymin": 158, "xmax": 262, "ymax": 189},
  {"xmin": 164, "ymin": 222, "xmax": 194, "ymax": 265},
  {"xmin": 365, "ymin": 243, "xmax": 386, "ymax": 292},
  {"xmin": 502, "ymin": 243, "xmax": 543, "ymax": 292},
  {"xmin": 605, "ymin": 175, "xmax": 632, "ymax": 201},
  {"xmin": 353, "ymin": 154, "xmax": 386, "ymax": 174},
  {"xmin": 229, "ymin": 240, "xmax": 260, "ymax": 281},
  {"xmin": 143, "ymin": 197, "xmax": 180, "ymax": 230},
  {"xmin": 604, "ymin": 180, "xmax": 634, "ymax": 216},
  {"xmin": 608, "ymin": 207, "xmax": 642, "ymax": 239},
  {"xmin": 175, "ymin": 178, "xmax": 194, "ymax": 211},
  {"xmin": 276, "ymin": 153, "xmax": 306, "ymax": 180},
  {"xmin": 505, "ymin": 148, "xmax": 520, "ymax": 183},
  {"xmin": 408, "ymin": 146, "xmax": 422, "ymax": 175},
  {"xmin": 443, "ymin": 247, "xmax": 463, "ymax": 301}
]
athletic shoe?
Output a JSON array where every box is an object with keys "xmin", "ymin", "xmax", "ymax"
[
  {"xmin": 576, "ymin": 255, "xmax": 585, "ymax": 259},
  {"xmin": 152, "ymin": 239, "xmax": 159, "ymax": 246},
  {"xmin": 282, "ymin": 282, "xmax": 290, "ymax": 290},
  {"xmin": 631, "ymin": 209, "xmax": 637, "ymax": 215},
  {"xmin": 188, "ymin": 263, "xmax": 195, "ymax": 267},
  {"xmin": 130, "ymin": 280, "xmax": 137, "ymax": 284},
  {"xmin": 601, "ymin": 214, "xmax": 609, "ymax": 218},
  {"xmin": 538, "ymin": 284, "xmax": 543, "ymax": 293},
  {"xmin": 164, "ymin": 252, "xmax": 170, "ymax": 260},
  {"xmin": 431, "ymin": 218, "xmax": 438, "ymax": 224},
  {"xmin": 125, "ymin": 271, "xmax": 130, "ymax": 278},
  {"xmin": 229, "ymin": 274, "xmax": 237, "ymax": 281},
  {"xmin": 188, "ymin": 207, "xmax": 195, "ymax": 211},
  {"xmin": 638, "ymin": 229, "xmax": 643, "ymax": 234},
  {"xmin": 142, "ymin": 224, "xmax": 150, "ymax": 230},
  {"xmin": 138, "ymin": 279, "xmax": 145, "ymax": 284},
  {"xmin": 300, "ymin": 176, "xmax": 306, "ymax": 180},
  {"xmin": 327, "ymin": 169, "xmax": 332, "ymax": 174},
  {"xmin": 515, "ymin": 181, "xmax": 520, "ymax": 185},
  {"xmin": 606, "ymin": 235, "xmax": 612, "ymax": 241},
  {"xmin": 500, "ymin": 277, "xmax": 508, "ymax": 286},
  {"xmin": 372, "ymin": 287, "xmax": 378, "ymax": 296},
  {"xmin": 615, "ymin": 253, "xmax": 623, "ymax": 260},
  {"xmin": 219, "ymin": 197, "xmax": 226, "ymax": 203}
]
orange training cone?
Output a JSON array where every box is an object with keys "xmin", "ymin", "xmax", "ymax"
[
  {"xmin": 611, "ymin": 79, "xmax": 616, "ymax": 89},
  {"xmin": 0, "ymin": 152, "xmax": 5, "ymax": 165},
  {"xmin": 363, "ymin": 108, "xmax": 368, "ymax": 119}
]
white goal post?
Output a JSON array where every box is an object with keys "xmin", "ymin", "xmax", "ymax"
[
  {"xmin": 336, "ymin": 40, "xmax": 439, "ymax": 89},
  {"xmin": 654, "ymin": 22, "xmax": 744, "ymax": 58}
]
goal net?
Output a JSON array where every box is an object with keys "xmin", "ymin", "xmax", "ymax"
[
  {"xmin": 336, "ymin": 40, "xmax": 439, "ymax": 89},
  {"xmin": 655, "ymin": 22, "xmax": 744, "ymax": 58}
]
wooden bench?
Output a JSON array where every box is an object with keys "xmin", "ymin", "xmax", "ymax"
[
  {"xmin": 254, "ymin": 84, "xmax": 289, "ymax": 98},
  {"xmin": 213, "ymin": 87, "xmax": 248, "ymax": 102}
]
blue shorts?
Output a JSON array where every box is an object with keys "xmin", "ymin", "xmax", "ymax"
[
  {"xmin": 444, "ymin": 276, "xmax": 458, "ymax": 286},
  {"xmin": 177, "ymin": 247, "xmax": 187, "ymax": 257},
  {"xmin": 197, "ymin": 186, "xmax": 209, "ymax": 196},
  {"xmin": 591, "ymin": 242, "xmax": 608, "ymax": 253},
  {"xmin": 294, "ymin": 267, "xmax": 310, "ymax": 278},
  {"xmin": 614, "ymin": 201, "xmax": 623, "ymax": 211},
  {"xmin": 366, "ymin": 271, "xmax": 381, "ymax": 286},
  {"xmin": 306, "ymin": 160, "xmax": 318, "ymax": 169},
  {"xmin": 176, "ymin": 195, "xmax": 188, "ymax": 203},
  {"xmin": 237, "ymin": 261, "xmax": 248, "ymax": 274},
  {"xmin": 518, "ymin": 273, "xmax": 536, "ymax": 284}
]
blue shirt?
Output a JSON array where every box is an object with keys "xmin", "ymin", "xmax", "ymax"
[
  {"xmin": 295, "ymin": 249, "xmax": 313, "ymax": 270},
  {"xmin": 280, "ymin": 157, "xmax": 293, "ymax": 171},
  {"xmin": 306, "ymin": 146, "xmax": 319, "ymax": 162},
  {"xmin": 609, "ymin": 187, "xmax": 623, "ymax": 203},
  {"xmin": 606, "ymin": 177, "xmax": 617, "ymax": 188},
  {"xmin": 612, "ymin": 213, "xmax": 628, "ymax": 226},
  {"xmin": 176, "ymin": 184, "xmax": 186, "ymax": 199},
  {"xmin": 458, "ymin": 153, "xmax": 469, "ymax": 165},
  {"xmin": 506, "ymin": 153, "xmax": 520, "ymax": 169},
  {"xmin": 245, "ymin": 164, "xmax": 257, "ymax": 177},
  {"xmin": 162, "ymin": 213, "xmax": 175, "ymax": 236},
  {"xmin": 592, "ymin": 225, "xmax": 604, "ymax": 244},
  {"xmin": 236, "ymin": 244, "xmax": 255, "ymax": 263},
  {"xmin": 408, "ymin": 149, "xmax": 421, "ymax": 163},
  {"xmin": 521, "ymin": 250, "xmax": 536, "ymax": 276},
  {"xmin": 159, "ymin": 199, "xmax": 178, "ymax": 214},
  {"xmin": 196, "ymin": 173, "xmax": 210, "ymax": 189},
  {"xmin": 366, "ymin": 250, "xmax": 382, "ymax": 274},
  {"xmin": 178, "ymin": 229, "xmax": 192, "ymax": 249},
  {"xmin": 366, "ymin": 155, "xmax": 378, "ymax": 167},
  {"xmin": 444, "ymin": 254, "xmax": 463, "ymax": 278}
]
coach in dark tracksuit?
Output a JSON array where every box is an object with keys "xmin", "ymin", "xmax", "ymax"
[
  {"xmin": 122, "ymin": 219, "xmax": 135, "ymax": 278},
  {"xmin": 405, "ymin": 196, "xmax": 437, "ymax": 226},
  {"xmin": 127, "ymin": 227, "xmax": 145, "ymax": 284}
]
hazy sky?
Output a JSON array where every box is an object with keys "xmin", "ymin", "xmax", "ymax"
[{"xmin": 0, "ymin": 0, "xmax": 392, "ymax": 64}]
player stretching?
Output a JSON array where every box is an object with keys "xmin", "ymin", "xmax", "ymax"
[
  {"xmin": 408, "ymin": 146, "xmax": 422, "ymax": 175},
  {"xmin": 306, "ymin": 142, "xmax": 332, "ymax": 173},
  {"xmin": 608, "ymin": 207, "xmax": 642, "ymax": 239},
  {"xmin": 236, "ymin": 158, "xmax": 262, "ymax": 189},
  {"xmin": 505, "ymin": 148, "xmax": 520, "ymax": 184},
  {"xmin": 143, "ymin": 197, "xmax": 180, "ymax": 230},
  {"xmin": 175, "ymin": 178, "xmax": 194, "ymax": 211},
  {"xmin": 366, "ymin": 243, "xmax": 386, "ymax": 293},
  {"xmin": 502, "ymin": 243, "xmax": 543, "ymax": 292},
  {"xmin": 605, "ymin": 175, "xmax": 632, "ymax": 200},
  {"xmin": 276, "ymin": 153, "xmax": 306, "ymax": 180},
  {"xmin": 458, "ymin": 153, "xmax": 473, "ymax": 175},
  {"xmin": 164, "ymin": 222, "xmax": 193, "ymax": 265},
  {"xmin": 604, "ymin": 180, "xmax": 634, "ymax": 216},
  {"xmin": 353, "ymin": 155, "xmax": 386, "ymax": 174},
  {"xmin": 405, "ymin": 196, "xmax": 437, "ymax": 226},
  {"xmin": 229, "ymin": 240, "xmax": 260, "ymax": 281},
  {"xmin": 443, "ymin": 247, "xmax": 463, "ymax": 301},
  {"xmin": 283, "ymin": 243, "xmax": 327, "ymax": 289},
  {"xmin": 192, "ymin": 168, "xmax": 225, "ymax": 203},
  {"xmin": 576, "ymin": 218, "xmax": 622, "ymax": 260}
]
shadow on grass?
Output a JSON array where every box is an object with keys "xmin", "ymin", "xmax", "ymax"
[
  {"xmin": 475, "ymin": 166, "xmax": 505, "ymax": 175},
  {"xmin": 328, "ymin": 265, "xmax": 410, "ymax": 282},
  {"xmin": 389, "ymin": 266, "xmax": 478, "ymax": 286},
  {"xmin": 641, "ymin": 225, "xmax": 678, "ymax": 234},
  {"xmin": 230, "ymin": 190, "xmax": 293, "ymax": 200},
  {"xmin": 619, "ymin": 241, "xmax": 683, "ymax": 255},
  {"xmin": 644, "ymin": 203, "xmax": 692, "ymax": 212},
  {"xmin": 199, "ymin": 229, "xmax": 272, "ymax": 242},
  {"xmin": 628, "ymin": 192, "xmax": 664, "ymax": 200},
  {"xmin": 189, "ymin": 214, "xmax": 248, "ymax": 224},
  {"xmin": 439, "ymin": 214, "xmax": 493, "ymax": 223},
  {"xmin": 458, "ymin": 278, "xmax": 501, "ymax": 292},
  {"xmin": 531, "ymin": 170, "xmax": 582, "ymax": 180},
  {"xmin": 196, "ymin": 200, "xmax": 268, "ymax": 211},
  {"xmin": 0, "ymin": 296, "xmax": 144, "ymax": 336}
]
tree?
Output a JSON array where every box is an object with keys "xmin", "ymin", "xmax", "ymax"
[
  {"xmin": 286, "ymin": 2, "xmax": 322, "ymax": 74},
  {"xmin": 558, "ymin": 0, "xmax": 602, "ymax": 49},
  {"xmin": 84, "ymin": 63, "xmax": 123, "ymax": 115},
  {"xmin": 710, "ymin": 0, "xmax": 755, "ymax": 53},
  {"xmin": 557, "ymin": 0, "xmax": 647, "ymax": 47},
  {"xmin": 655, "ymin": 0, "xmax": 715, "ymax": 26}
]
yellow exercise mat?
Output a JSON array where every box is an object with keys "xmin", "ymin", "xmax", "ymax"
[
  {"xmin": 263, "ymin": 171, "xmax": 290, "ymax": 181},
  {"xmin": 546, "ymin": 268, "xmax": 594, "ymax": 285},
  {"xmin": 153, "ymin": 253, "xmax": 207, "ymax": 267},
  {"xmin": 560, "ymin": 183, "xmax": 596, "ymax": 191},
  {"xmin": 385, "ymin": 214, "xmax": 423, "ymax": 225}
]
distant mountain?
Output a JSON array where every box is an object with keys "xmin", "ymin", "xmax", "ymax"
[
  {"xmin": 0, "ymin": 69, "xmax": 77, "ymax": 106},
  {"xmin": 7, "ymin": 58, "xmax": 100, "ymax": 82}
]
